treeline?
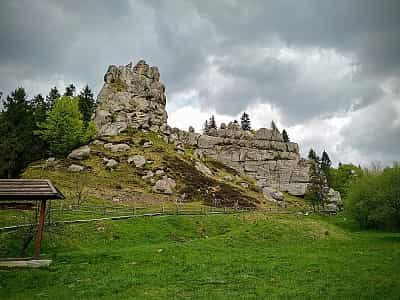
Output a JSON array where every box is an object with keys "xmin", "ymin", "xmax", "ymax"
[
  {"xmin": 307, "ymin": 149, "xmax": 399, "ymax": 230},
  {"xmin": 201, "ymin": 112, "xmax": 290, "ymax": 142},
  {"xmin": 0, "ymin": 84, "xmax": 96, "ymax": 178}
]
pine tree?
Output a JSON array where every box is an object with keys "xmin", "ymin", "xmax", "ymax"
[
  {"xmin": 208, "ymin": 115, "xmax": 217, "ymax": 129},
  {"xmin": 321, "ymin": 150, "xmax": 332, "ymax": 170},
  {"xmin": 240, "ymin": 112, "xmax": 251, "ymax": 130},
  {"xmin": 308, "ymin": 148, "xmax": 318, "ymax": 161},
  {"xmin": 78, "ymin": 85, "xmax": 95, "ymax": 124},
  {"xmin": 31, "ymin": 94, "xmax": 48, "ymax": 124},
  {"xmin": 0, "ymin": 88, "xmax": 45, "ymax": 178},
  {"xmin": 271, "ymin": 120, "xmax": 278, "ymax": 132},
  {"xmin": 46, "ymin": 86, "xmax": 60, "ymax": 110},
  {"xmin": 282, "ymin": 129, "xmax": 289, "ymax": 142},
  {"xmin": 64, "ymin": 83, "xmax": 76, "ymax": 97},
  {"xmin": 203, "ymin": 120, "xmax": 209, "ymax": 134}
]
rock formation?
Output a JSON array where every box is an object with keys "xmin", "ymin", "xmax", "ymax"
[
  {"xmin": 163, "ymin": 126, "xmax": 312, "ymax": 197},
  {"xmin": 93, "ymin": 59, "xmax": 338, "ymax": 205},
  {"xmin": 94, "ymin": 60, "xmax": 168, "ymax": 135}
]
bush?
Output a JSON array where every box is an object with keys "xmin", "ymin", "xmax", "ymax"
[
  {"xmin": 36, "ymin": 96, "xmax": 95, "ymax": 157},
  {"xmin": 345, "ymin": 166, "xmax": 400, "ymax": 230},
  {"xmin": 328, "ymin": 164, "xmax": 363, "ymax": 199}
]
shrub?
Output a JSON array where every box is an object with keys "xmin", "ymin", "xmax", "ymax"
[{"xmin": 345, "ymin": 165, "xmax": 400, "ymax": 230}]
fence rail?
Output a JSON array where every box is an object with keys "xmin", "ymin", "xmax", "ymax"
[{"xmin": 0, "ymin": 205, "xmax": 289, "ymax": 232}]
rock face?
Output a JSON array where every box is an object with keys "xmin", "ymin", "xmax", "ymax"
[
  {"xmin": 171, "ymin": 126, "xmax": 313, "ymax": 197},
  {"xmin": 94, "ymin": 60, "xmax": 168, "ymax": 135}
]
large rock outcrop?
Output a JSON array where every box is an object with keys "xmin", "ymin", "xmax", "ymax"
[
  {"xmin": 94, "ymin": 60, "xmax": 168, "ymax": 135},
  {"xmin": 93, "ymin": 59, "xmax": 337, "ymax": 202},
  {"xmin": 163, "ymin": 125, "xmax": 313, "ymax": 197}
]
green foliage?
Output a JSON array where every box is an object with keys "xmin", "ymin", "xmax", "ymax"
[
  {"xmin": 78, "ymin": 85, "xmax": 95, "ymax": 124},
  {"xmin": 64, "ymin": 83, "xmax": 76, "ymax": 97},
  {"xmin": 109, "ymin": 78, "xmax": 128, "ymax": 92},
  {"xmin": 304, "ymin": 162, "xmax": 325, "ymax": 212},
  {"xmin": 328, "ymin": 163, "xmax": 363, "ymax": 199},
  {"xmin": 346, "ymin": 165, "xmax": 400, "ymax": 230},
  {"xmin": 0, "ymin": 88, "xmax": 46, "ymax": 178},
  {"xmin": 36, "ymin": 96, "xmax": 95, "ymax": 157},
  {"xmin": 282, "ymin": 129, "xmax": 289, "ymax": 142},
  {"xmin": 240, "ymin": 112, "xmax": 251, "ymax": 130},
  {"xmin": 46, "ymin": 86, "xmax": 60, "ymax": 109},
  {"xmin": 308, "ymin": 148, "xmax": 318, "ymax": 162}
]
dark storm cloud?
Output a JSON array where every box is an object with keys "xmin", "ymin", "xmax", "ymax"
[{"xmin": 0, "ymin": 0, "xmax": 399, "ymax": 162}]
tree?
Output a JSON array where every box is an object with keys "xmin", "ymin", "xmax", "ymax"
[
  {"xmin": 30, "ymin": 94, "xmax": 48, "ymax": 124},
  {"xmin": 346, "ymin": 165, "xmax": 400, "ymax": 230},
  {"xmin": 271, "ymin": 120, "xmax": 278, "ymax": 132},
  {"xmin": 0, "ymin": 88, "xmax": 44, "ymax": 178},
  {"xmin": 240, "ymin": 112, "xmax": 251, "ymax": 130},
  {"xmin": 46, "ymin": 86, "xmax": 60, "ymax": 110},
  {"xmin": 188, "ymin": 126, "xmax": 195, "ymax": 133},
  {"xmin": 36, "ymin": 96, "xmax": 95, "ymax": 157},
  {"xmin": 308, "ymin": 149, "xmax": 318, "ymax": 161},
  {"xmin": 78, "ymin": 85, "xmax": 95, "ymax": 124},
  {"xmin": 203, "ymin": 120, "xmax": 209, "ymax": 134},
  {"xmin": 64, "ymin": 83, "xmax": 76, "ymax": 97},
  {"xmin": 321, "ymin": 150, "xmax": 331, "ymax": 169},
  {"xmin": 304, "ymin": 162, "xmax": 325, "ymax": 212},
  {"xmin": 282, "ymin": 129, "xmax": 289, "ymax": 142},
  {"xmin": 208, "ymin": 115, "xmax": 217, "ymax": 129}
]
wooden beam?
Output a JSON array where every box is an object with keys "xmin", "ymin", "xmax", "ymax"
[
  {"xmin": 0, "ymin": 202, "xmax": 35, "ymax": 210},
  {"xmin": 34, "ymin": 200, "xmax": 47, "ymax": 259}
]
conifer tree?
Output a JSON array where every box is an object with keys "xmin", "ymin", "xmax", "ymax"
[
  {"xmin": 0, "ymin": 88, "xmax": 44, "ymax": 178},
  {"xmin": 31, "ymin": 94, "xmax": 48, "ymax": 124},
  {"xmin": 321, "ymin": 150, "xmax": 332, "ymax": 170},
  {"xmin": 203, "ymin": 120, "xmax": 209, "ymax": 134},
  {"xmin": 308, "ymin": 148, "xmax": 318, "ymax": 161},
  {"xmin": 282, "ymin": 129, "xmax": 289, "ymax": 142},
  {"xmin": 271, "ymin": 120, "xmax": 278, "ymax": 132},
  {"xmin": 78, "ymin": 85, "xmax": 95, "ymax": 124},
  {"xmin": 46, "ymin": 86, "xmax": 60, "ymax": 110},
  {"xmin": 64, "ymin": 83, "xmax": 76, "ymax": 97},
  {"xmin": 240, "ymin": 112, "xmax": 251, "ymax": 130},
  {"xmin": 208, "ymin": 115, "xmax": 217, "ymax": 129}
]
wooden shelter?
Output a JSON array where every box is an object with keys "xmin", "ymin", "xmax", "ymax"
[{"xmin": 0, "ymin": 179, "xmax": 64, "ymax": 259}]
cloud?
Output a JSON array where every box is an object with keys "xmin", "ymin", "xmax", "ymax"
[{"xmin": 0, "ymin": 0, "xmax": 399, "ymax": 165}]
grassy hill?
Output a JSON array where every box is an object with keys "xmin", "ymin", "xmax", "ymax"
[{"xmin": 0, "ymin": 212, "xmax": 399, "ymax": 299}]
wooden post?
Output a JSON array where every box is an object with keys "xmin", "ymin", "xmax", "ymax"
[{"xmin": 34, "ymin": 200, "xmax": 47, "ymax": 259}]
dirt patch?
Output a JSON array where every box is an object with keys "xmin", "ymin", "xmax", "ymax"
[{"xmin": 165, "ymin": 156, "xmax": 257, "ymax": 208}]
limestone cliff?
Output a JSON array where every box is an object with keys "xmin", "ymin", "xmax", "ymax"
[{"xmin": 94, "ymin": 60, "xmax": 168, "ymax": 135}]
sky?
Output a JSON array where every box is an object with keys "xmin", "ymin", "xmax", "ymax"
[{"xmin": 0, "ymin": 0, "xmax": 399, "ymax": 166}]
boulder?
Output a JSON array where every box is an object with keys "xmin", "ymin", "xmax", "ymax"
[
  {"xmin": 46, "ymin": 157, "xmax": 57, "ymax": 167},
  {"xmin": 104, "ymin": 158, "xmax": 118, "ymax": 170},
  {"xmin": 152, "ymin": 177, "xmax": 176, "ymax": 194},
  {"xmin": 68, "ymin": 164, "xmax": 84, "ymax": 172},
  {"xmin": 128, "ymin": 155, "xmax": 146, "ymax": 168},
  {"xmin": 263, "ymin": 187, "xmax": 285, "ymax": 202},
  {"xmin": 67, "ymin": 145, "xmax": 90, "ymax": 160},
  {"xmin": 142, "ymin": 141, "xmax": 153, "ymax": 148},
  {"xmin": 110, "ymin": 143, "xmax": 130, "ymax": 152}
]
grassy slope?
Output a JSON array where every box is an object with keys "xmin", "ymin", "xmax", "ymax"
[{"xmin": 0, "ymin": 213, "xmax": 399, "ymax": 299}]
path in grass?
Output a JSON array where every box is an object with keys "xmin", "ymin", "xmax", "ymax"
[{"xmin": 0, "ymin": 213, "xmax": 399, "ymax": 299}]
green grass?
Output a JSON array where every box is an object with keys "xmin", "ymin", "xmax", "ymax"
[{"xmin": 1, "ymin": 213, "xmax": 399, "ymax": 299}]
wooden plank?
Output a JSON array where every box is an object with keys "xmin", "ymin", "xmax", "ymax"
[{"xmin": 0, "ymin": 202, "xmax": 35, "ymax": 210}]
